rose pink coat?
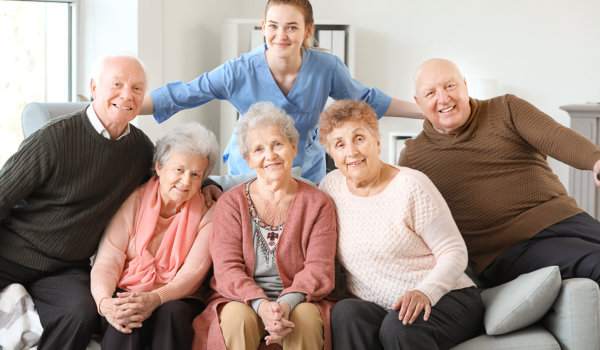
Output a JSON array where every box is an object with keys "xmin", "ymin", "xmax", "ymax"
[{"xmin": 192, "ymin": 180, "xmax": 337, "ymax": 350}]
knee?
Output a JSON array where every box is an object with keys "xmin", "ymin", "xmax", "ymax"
[
  {"xmin": 284, "ymin": 303, "xmax": 324, "ymax": 348},
  {"xmin": 331, "ymin": 299, "xmax": 360, "ymax": 321},
  {"xmin": 576, "ymin": 252, "xmax": 600, "ymax": 283},
  {"xmin": 154, "ymin": 300, "xmax": 196, "ymax": 323},
  {"xmin": 218, "ymin": 301, "xmax": 262, "ymax": 347},
  {"xmin": 331, "ymin": 299, "xmax": 364, "ymax": 324},
  {"xmin": 219, "ymin": 301, "xmax": 258, "ymax": 330},
  {"xmin": 62, "ymin": 295, "xmax": 98, "ymax": 333},
  {"xmin": 379, "ymin": 312, "xmax": 410, "ymax": 344},
  {"xmin": 289, "ymin": 302, "xmax": 323, "ymax": 333}
]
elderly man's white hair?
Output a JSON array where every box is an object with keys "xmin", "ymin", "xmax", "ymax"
[{"xmin": 90, "ymin": 52, "xmax": 147, "ymax": 88}]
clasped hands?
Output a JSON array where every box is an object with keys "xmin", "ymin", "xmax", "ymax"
[
  {"xmin": 257, "ymin": 300, "xmax": 294, "ymax": 345},
  {"xmin": 393, "ymin": 289, "xmax": 432, "ymax": 325},
  {"xmin": 99, "ymin": 291, "xmax": 161, "ymax": 334}
]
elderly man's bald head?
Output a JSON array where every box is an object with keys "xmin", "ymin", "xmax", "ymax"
[
  {"xmin": 413, "ymin": 58, "xmax": 471, "ymax": 135},
  {"xmin": 414, "ymin": 58, "xmax": 464, "ymax": 93}
]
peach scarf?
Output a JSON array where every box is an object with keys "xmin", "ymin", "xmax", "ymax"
[{"xmin": 118, "ymin": 176, "xmax": 204, "ymax": 292}]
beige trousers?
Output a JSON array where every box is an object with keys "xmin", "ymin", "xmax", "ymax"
[{"xmin": 218, "ymin": 301, "xmax": 324, "ymax": 350}]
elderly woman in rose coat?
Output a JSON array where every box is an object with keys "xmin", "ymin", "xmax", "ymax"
[{"xmin": 192, "ymin": 102, "xmax": 337, "ymax": 350}]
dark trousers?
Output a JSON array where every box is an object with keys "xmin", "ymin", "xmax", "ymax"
[
  {"xmin": 331, "ymin": 287, "xmax": 484, "ymax": 350},
  {"xmin": 100, "ymin": 298, "xmax": 203, "ymax": 350},
  {"xmin": 480, "ymin": 212, "xmax": 600, "ymax": 286},
  {"xmin": 0, "ymin": 257, "xmax": 98, "ymax": 350}
]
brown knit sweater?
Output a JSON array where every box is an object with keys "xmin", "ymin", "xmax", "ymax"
[{"xmin": 399, "ymin": 94, "xmax": 600, "ymax": 273}]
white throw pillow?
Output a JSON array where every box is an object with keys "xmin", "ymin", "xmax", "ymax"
[{"xmin": 481, "ymin": 265, "xmax": 561, "ymax": 335}]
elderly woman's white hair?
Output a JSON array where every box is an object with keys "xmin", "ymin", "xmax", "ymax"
[
  {"xmin": 236, "ymin": 101, "xmax": 300, "ymax": 158},
  {"xmin": 153, "ymin": 122, "xmax": 219, "ymax": 180}
]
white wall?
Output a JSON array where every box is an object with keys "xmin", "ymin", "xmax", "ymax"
[
  {"xmin": 78, "ymin": 0, "xmax": 600, "ymax": 185},
  {"xmin": 77, "ymin": 0, "xmax": 243, "ymax": 173},
  {"xmin": 77, "ymin": 0, "xmax": 138, "ymax": 99},
  {"xmin": 239, "ymin": 0, "xmax": 600, "ymax": 186},
  {"xmin": 316, "ymin": 0, "xmax": 600, "ymax": 186}
]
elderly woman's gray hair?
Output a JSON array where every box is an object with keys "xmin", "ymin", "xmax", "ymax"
[
  {"xmin": 236, "ymin": 101, "xmax": 299, "ymax": 158},
  {"xmin": 153, "ymin": 122, "xmax": 219, "ymax": 180}
]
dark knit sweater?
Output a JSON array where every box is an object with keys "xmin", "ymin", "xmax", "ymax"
[
  {"xmin": 0, "ymin": 108, "xmax": 154, "ymax": 272},
  {"xmin": 399, "ymin": 94, "xmax": 600, "ymax": 273}
]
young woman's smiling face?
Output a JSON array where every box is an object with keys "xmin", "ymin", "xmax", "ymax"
[{"xmin": 262, "ymin": 4, "xmax": 312, "ymax": 59}]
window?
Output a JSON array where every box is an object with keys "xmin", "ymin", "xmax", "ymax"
[{"xmin": 0, "ymin": 0, "xmax": 74, "ymax": 166}]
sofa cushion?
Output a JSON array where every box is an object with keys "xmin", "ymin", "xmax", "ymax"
[
  {"xmin": 542, "ymin": 278, "xmax": 600, "ymax": 350},
  {"xmin": 450, "ymin": 324, "xmax": 560, "ymax": 350},
  {"xmin": 481, "ymin": 266, "xmax": 561, "ymax": 335}
]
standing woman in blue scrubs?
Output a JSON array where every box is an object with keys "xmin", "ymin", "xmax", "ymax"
[{"xmin": 141, "ymin": 0, "xmax": 422, "ymax": 183}]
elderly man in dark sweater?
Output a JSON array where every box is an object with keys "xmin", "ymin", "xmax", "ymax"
[
  {"xmin": 399, "ymin": 58, "xmax": 600, "ymax": 287},
  {"xmin": 0, "ymin": 54, "xmax": 155, "ymax": 349}
]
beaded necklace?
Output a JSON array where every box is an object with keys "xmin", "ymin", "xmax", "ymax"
[{"xmin": 245, "ymin": 180, "xmax": 284, "ymax": 267}]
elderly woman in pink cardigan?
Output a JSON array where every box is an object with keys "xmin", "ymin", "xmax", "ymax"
[
  {"xmin": 192, "ymin": 102, "xmax": 337, "ymax": 350},
  {"xmin": 90, "ymin": 122, "xmax": 219, "ymax": 350}
]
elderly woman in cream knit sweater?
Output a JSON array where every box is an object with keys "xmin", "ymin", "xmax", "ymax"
[{"xmin": 318, "ymin": 100, "xmax": 484, "ymax": 350}]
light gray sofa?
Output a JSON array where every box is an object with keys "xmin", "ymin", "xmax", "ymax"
[
  {"xmin": 21, "ymin": 102, "xmax": 90, "ymax": 138},
  {"xmin": 453, "ymin": 267, "xmax": 600, "ymax": 350},
  {"xmin": 18, "ymin": 102, "xmax": 600, "ymax": 350}
]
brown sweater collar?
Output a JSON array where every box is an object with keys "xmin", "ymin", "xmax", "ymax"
[{"xmin": 423, "ymin": 97, "xmax": 481, "ymax": 146}]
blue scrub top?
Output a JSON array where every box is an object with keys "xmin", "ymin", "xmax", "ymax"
[{"xmin": 150, "ymin": 45, "xmax": 391, "ymax": 183}]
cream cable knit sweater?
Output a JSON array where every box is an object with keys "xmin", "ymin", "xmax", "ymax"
[{"xmin": 320, "ymin": 166, "xmax": 474, "ymax": 309}]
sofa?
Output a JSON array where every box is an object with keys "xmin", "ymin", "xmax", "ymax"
[
  {"xmin": 453, "ymin": 266, "xmax": 600, "ymax": 350},
  {"xmin": 1, "ymin": 102, "xmax": 598, "ymax": 350}
]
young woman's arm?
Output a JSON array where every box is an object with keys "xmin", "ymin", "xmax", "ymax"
[{"xmin": 385, "ymin": 97, "xmax": 424, "ymax": 119}]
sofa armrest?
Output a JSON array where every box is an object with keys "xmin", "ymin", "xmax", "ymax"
[
  {"xmin": 450, "ymin": 325, "xmax": 559, "ymax": 350},
  {"xmin": 22, "ymin": 102, "xmax": 89, "ymax": 138},
  {"xmin": 542, "ymin": 278, "xmax": 600, "ymax": 350}
]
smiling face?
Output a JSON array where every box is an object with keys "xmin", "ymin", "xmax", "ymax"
[
  {"xmin": 244, "ymin": 123, "xmax": 297, "ymax": 183},
  {"xmin": 262, "ymin": 4, "xmax": 313, "ymax": 59},
  {"xmin": 155, "ymin": 152, "xmax": 208, "ymax": 212},
  {"xmin": 90, "ymin": 56, "xmax": 146, "ymax": 132},
  {"xmin": 328, "ymin": 119, "xmax": 382, "ymax": 185},
  {"xmin": 414, "ymin": 59, "xmax": 471, "ymax": 134}
]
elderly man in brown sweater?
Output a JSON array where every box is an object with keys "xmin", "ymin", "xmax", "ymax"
[{"xmin": 399, "ymin": 58, "xmax": 600, "ymax": 286}]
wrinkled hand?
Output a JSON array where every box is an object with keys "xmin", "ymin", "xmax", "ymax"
[
  {"xmin": 258, "ymin": 301, "xmax": 294, "ymax": 345},
  {"xmin": 201, "ymin": 184, "xmax": 223, "ymax": 207},
  {"xmin": 593, "ymin": 159, "xmax": 600, "ymax": 187},
  {"xmin": 99, "ymin": 297, "xmax": 141, "ymax": 334},
  {"xmin": 112, "ymin": 291, "xmax": 161, "ymax": 326},
  {"xmin": 393, "ymin": 290, "xmax": 431, "ymax": 325}
]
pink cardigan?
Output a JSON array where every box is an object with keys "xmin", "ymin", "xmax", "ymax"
[
  {"xmin": 192, "ymin": 180, "xmax": 337, "ymax": 350},
  {"xmin": 91, "ymin": 184, "xmax": 214, "ymax": 309}
]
